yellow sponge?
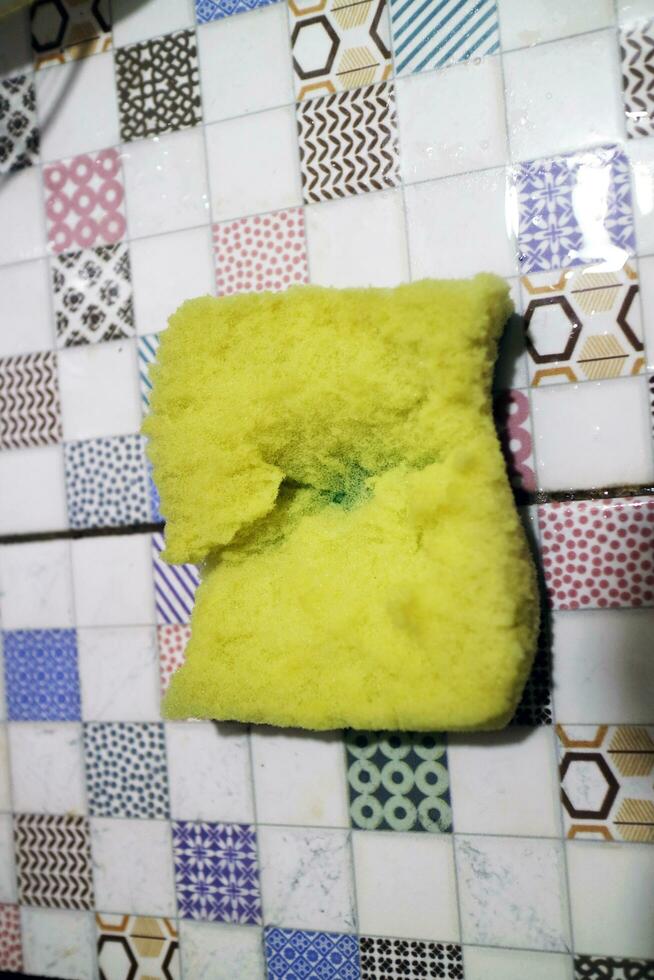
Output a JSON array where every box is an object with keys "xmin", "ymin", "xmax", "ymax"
[{"xmin": 144, "ymin": 276, "xmax": 539, "ymax": 731}]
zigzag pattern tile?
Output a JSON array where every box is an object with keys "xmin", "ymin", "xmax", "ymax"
[
  {"xmin": 14, "ymin": 814, "xmax": 94, "ymax": 911},
  {"xmin": 0, "ymin": 352, "xmax": 62, "ymax": 450},
  {"xmin": 297, "ymin": 81, "xmax": 399, "ymax": 203},
  {"xmin": 621, "ymin": 19, "xmax": 654, "ymax": 139}
]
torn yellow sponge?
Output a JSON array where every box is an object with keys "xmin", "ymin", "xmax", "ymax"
[{"xmin": 144, "ymin": 276, "xmax": 540, "ymax": 731}]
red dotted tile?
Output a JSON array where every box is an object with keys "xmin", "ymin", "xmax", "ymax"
[
  {"xmin": 494, "ymin": 389, "xmax": 536, "ymax": 492},
  {"xmin": 0, "ymin": 904, "xmax": 22, "ymax": 973},
  {"xmin": 157, "ymin": 624, "xmax": 190, "ymax": 694},
  {"xmin": 538, "ymin": 497, "xmax": 654, "ymax": 610},
  {"xmin": 212, "ymin": 208, "xmax": 309, "ymax": 297}
]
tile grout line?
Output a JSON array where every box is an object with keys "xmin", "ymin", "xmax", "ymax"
[
  {"xmin": 338, "ymin": 736, "xmax": 361, "ymax": 944},
  {"xmin": 245, "ymin": 726, "xmax": 269, "ymax": 965}
]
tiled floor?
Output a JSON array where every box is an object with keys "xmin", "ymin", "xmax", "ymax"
[{"xmin": 0, "ymin": 0, "xmax": 653, "ymax": 978}]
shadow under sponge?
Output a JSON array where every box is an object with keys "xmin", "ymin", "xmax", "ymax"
[{"xmin": 144, "ymin": 277, "xmax": 539, "ymax": 731}]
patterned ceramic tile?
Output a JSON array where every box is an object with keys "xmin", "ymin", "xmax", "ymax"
[
  {"xmin": 538, "ymin": 497, "xmax": 654, "ymax": 610},
  {"xmin": 265, "ymin": 926, "xmax": 360, "ymax": 980},
  {"xmin": 96, "ymin": 913, "xmax": 180, "ymax": 980},
  {"xmin": 43, "ymin": 148, "xmax": 127, "ymax": 255},
  {"xmin": 0, "ymin": 74, "xmax": 39, "ymax": 174},
  {"xmin": 390, "ymin": 0, "xmax": 500, "ymax": 77},
  {"xmin": 31, "ymin": 0, "xmax": 112, "ymax": 69},
  {"xmin": 196, "ymin": 0, "xmax": 281, "ymax": 23},
  {"xmin": 510, "ymin": 622, "xmax": 553, "ymax": 726},
  {"xmin": 493, "ymin": 388, "xmax": 536, "ymax": 493},
  {"xmin": 359, "ymin": 936, "xmax": 463, "ymax": 980},
  {"xmin": 157, "ymin": 624, "xmax": 190, "ymax": 695},
  {"xmin": 621, "ymin": 19, "xmax": 654, "ymax": 139},
  {"xmin": 0, "ymin": 351, "xmax": 62, "ymax": 450},
  {"xmin": 289, "ymin": 0, "xmax": 391, "ymax": 102},
  {"xmin": 345, "ymin": 731, "xmax": 452, "ymax": 833},
  {"xmin": 51, "ymin": 243, "xmax": 134, "ymax": 348},
  {"xmin": 213, "ymin": 208, "xmax": 309, "ymax": 296},
  {"xmin": 574, "ymin": 956, "xmax": 654, "ymax": 979},
  {"xmin": 137, "ymin": 333, "xmax": 160, "ymax": 412},
  {"xmin": 14, "ymin": 813, "xmax": 94, "ymax": 910},
  {"xmin": 152, "ymin": 531, "xmax": 200, "ymax": 625},
  {"xmin": 513, "ymin": 145, "xmax": 635, "ymax": 275},
  {"xmin": 64, "ymin": 434, "xmax": 151, "ymax": 529},
  {"xmin": 296, "ymin": 80, "xmax": 399, "ymax": 204},
  {"xmin": 522, "ymin": 261, "xmax": 645, "ymax": 386},
  {"xmin": 148, "ymin": 464, "xmax": 162, "ymax": 522},
  {"xmin": 83, "ymin": 722, "xmax": 170, "ymax": 819},
  {"xmin": 3, "ymin": 629, "xmax": 81, "ymax": 721},
  {"xmin": 0, "ymin": 904, "xmax": 22, "ymax": 973},
  {"xmin": 172, "ymin": 820, "xmax": 262, "ymax": 924},
  {"xmin": 557, "ymin": 724, "xmax": 654, "ymax": 843},
  {"xmin": 115, "ymin": 30, "xmax": 202, "ymax": 142}
]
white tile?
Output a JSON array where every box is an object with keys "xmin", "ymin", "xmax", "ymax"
[
  {"xmin": 9, "ymin": 722, "xmax": 86, "ymax": 815},
  {"xmin": 0, "ymin": 168, "xmax": 46, "ymax": 265},
  {"xmin": 353, "ymin": 831, "xmax": 459, "ymax": 942},
  {"xmin": 568, "ymin": 841, "xmax": 654, "ymax": 957},
  {"xmin": 36, "ymin": 54, "xmax": 119, "ymax": 162},
  {"xmin": 637, "ymin": 254, "xmax": 654, "ymax": 370},
  {"xmin": 0, "ymin": 9, "xmax": 31, "ymax": 79},
  {"xmin": 0, "ymin": 258, "xmax": 53, "ymax": 357},
  {"xmin": 131, "ymin": 225, "xmax": 214, "ymax": 335},
  {"xmin": 0, "ymin": 726, "xmax": 11, "ymax": 811},
  {"xmin": 455, "ymin": 836, "xmax": 570, "ymax": 951},
  {"xmin": 179, "ymin": 922, "xmax": 265, "ymax": 980},
  {"xmin": 71, "ymin": 534, "xmax": 154, "ymax": 627},
  {"xmin": 617, "ymin": 0, "xmax": 654, "ymax": 26},
  {"xmin": 464, "ymin": 946, "xmax": 574, "ymax": 980},
  {"xmin": 553, "ymin": 607, "xmax": 654, "ymax": 725},
  {"xmin": 122, "ymin": 129, "xmax": 210, "ymax": 239},
  {"xmin": 0, "ymin": 540, "xmax": 74, "ymax": 630},
  {"xmin": 258, "ymin": 825, "xmax": 355, "ymax": 933},
  {"xmin": 205, "ymin": 106, "xmax": 302, "ymax": 222},
  {"xmin": 0, "ymin": 813, "xmax": 16, "ymax": 901},
  {"xmin": 448, "ymin": 728, "xmax": 560, "ymax": 838},
  {"xmin": 251, "ymin": 728, "xmax": 349, "ymax": 828},
  {"xmin": 198, "ymin": 5, "xmax": 293, "ymax": 123},
  {"xmin": 0, "ymin": 446, "xmax": 68, "ymax": 535},
  {"xmin": 305, "ymin": 190, "xmax": 409, "ymax": 288},
  {"xmin": 397, "ymin": 57, "xmax": 507, "ymax": 184},
  {"xmin": 504, "ymin": 32, "xmax": 623, "ymax": 162},
  {"xmin": 498, "ymin": 0, "xmax": 614, "ymax": 49},
  {"xmin": 113, "ymin": 0, "xmax": 194, "ymax": 46},
  {"xmin": 78, "ymin": 626, "xmax": 160, "ymax": 721},
  {"xmin": 406, "ymin": 169, "xmax": 516, "ymax": 280},
  {"xmin": 58, "ymin": 338, "xmax": 141, "ymax": 441},
  {"xmin": 166, "ymin": 721, "xmax": 254, "ymax": 822},
  {"xmin": 91, "ymin": 817, "xmax": 176, "ymax": 915},
  {"xmin": 532, "ymin": 377, "xmax": 654, "ymax": 490},
  {"xmin": 628, "ymin": 136, "xmax": 654, "ymax": 255},
  {"xmin": 21, "ymin": 907, "xmax": 96, "ymax": 980}
]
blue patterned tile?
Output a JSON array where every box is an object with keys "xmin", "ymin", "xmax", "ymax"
[
  {"xmin": 172, "ymin": 820, "xmax": 262, "ymax": 924},
  {"xmin": 3, "ymin": 629, "xmax": 81, "ymax": 721},
  {"xmin": 137, "ymin": 333, "xmax": 160, "ymax": 413},
  {"xmin": 152, "ymin": 532, "xmax": 199, "ymax": 624},
  {"xmin": 148, "ymin": 464, "xmax": 163, "ymax": 523},
  {"xmin": 83, "ymin": 722, "xmax": 170, "ymax": 819},
  {"xmin": 513, "ymin": 145, "xmax": 636, "ymax": 274},
  {"xmin": 265, "ymin": 927, "xmax": 361, "ymax": 980},
  {"xmin": 195, "ymin": 0, "xmax": 280, "ymax": 23},
  {"xmin": 390, "ymin": 0, "xmax": 500, "ymax": 77},
  {"xmin": 64, "ymin": 434, "xmax": 151, "ymax": 529}
]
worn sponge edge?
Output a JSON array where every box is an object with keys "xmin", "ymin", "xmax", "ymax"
[{"xmin": 145, "ymin": 277, "xmax": 540, "ymax": 731}]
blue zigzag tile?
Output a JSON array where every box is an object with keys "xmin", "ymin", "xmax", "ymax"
[
  {"xmin": 265, "ymin": 927, "xmax": 361, "ymax": 980},
  {"xmin": 152, "ymin": 532, "xmax": 199, "ymax": 624},
  {"xmin": 390, "ymin": 0, "xmax": 500, "ymax": 76},
  {"xmin": 195, "ymin": 0, "xmax": 281, "ymax": 24}
]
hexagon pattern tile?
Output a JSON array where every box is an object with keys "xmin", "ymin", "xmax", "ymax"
[
  {"xmin": 30, "ymin": 0, "xmax": 112, "ymax": 69},
  {"xmin": 96, "ymin": 913, "xmax": 179, "ymax": 980}
]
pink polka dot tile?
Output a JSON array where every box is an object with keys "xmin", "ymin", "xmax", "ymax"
[
  {"xmin": 158, "ymin": 624, "xmax": 191, "ymax": 694},
  {"xmin": 494, "ymin": 389, "xmax": 536, "ymax": 493},
  {"xmin": 213, "ymin": 208, "xmax": 309, "ymax": 297},
  {"xmin": 0, "ymin": 904, "xmax": 22, "ymax": 973},
  {"xmin": 43, "ymin": 148, "xmax": 127, "ymax": 255},
  {"xmin": 538, "ymin": 497, "xmax": 654, "ymax": 610}
]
